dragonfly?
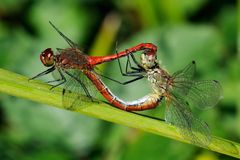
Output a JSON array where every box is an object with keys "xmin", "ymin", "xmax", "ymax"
[
  {"xmin": 30, "ymin": 21, "xmax": 160, "ymax": 110},
  {"xmin": 113, "ymin": 50, "xmax": 223, "ymax": 147},
  {"xmin": 30, "ymin": 22, "xmax": 222, "ymax": 147}
]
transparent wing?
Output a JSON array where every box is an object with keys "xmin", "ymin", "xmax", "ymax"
[
  {"xmin": 62, "ymin": 69, "xmax": 97, "ymax": 110},
  {"xmin": 170, "ymin": 61, "xmax": 196, "ymax": 97},
  {"xmin": 172, "ymin": 61, "xmax": 196, "ymax": 80},
  {"xmin": 49, "ymin": 21, "xmax": 78, "ymax": 48},
  {"xmin": 51, "ymin": 69, "xmax": 62, "ymax": 80},
  {"xmin": 165, "ymin": 96, "xmax": 212, "ymax": 147},
  {"xmin": 186, "ymin": 80, "xmax": 223, "ymax": 110},
  {"xmin": 171, "ymin": 61, "xmax": 222, "ymax": 110}
]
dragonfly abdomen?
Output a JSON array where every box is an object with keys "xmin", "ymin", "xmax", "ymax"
[{"xmin": 84, "ymin": 70, "xmax": 162, "ymax": 111}]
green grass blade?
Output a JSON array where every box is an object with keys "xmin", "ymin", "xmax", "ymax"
[{"xmin": 0, "ymin": 68, "xmax": 239, "ymax": 158}]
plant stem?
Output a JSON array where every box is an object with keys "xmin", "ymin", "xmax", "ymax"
[{"xmin": 0, "ymin": 68, "xmax": 239, "ymax": 158}]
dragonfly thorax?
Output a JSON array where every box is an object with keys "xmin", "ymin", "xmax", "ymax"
[
  {"xmin": 40, "ymin": 48, "xmax": 55, "ymax": 67},
  {"xmin": 55, "ymin": 48, "xmax": 90, "ymax": 70},
  {"xmin": 146, "ymin": 67, "xmax": 170, "ymax": 95}
]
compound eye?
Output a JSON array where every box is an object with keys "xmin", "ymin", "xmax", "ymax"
[{"xmin": 40, "ymin": 48, "xmax": 54, "ymax": 67}]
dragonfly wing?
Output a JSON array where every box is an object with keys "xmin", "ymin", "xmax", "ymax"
[
  {"xmin": 165, "ymin": 96, "xmax": 212, "ymax": 147},
  {"xmin": 172, "ymin": 61, "xmax": 196, "ymax": 80},
  {"xmin": 62, "ymin": 69, "xmax": 97, "ymax": 110},
  {"xmin": 62, "ymin": 73, "xmax": 82, "ymax": 110},
  {"xmin": 187, "ymin": 80, "xmax": 223, "ymax": 110},
  {"xmin": 49, "ymin": 21, "xmax": 79, "ymax": 48},
  {"xmin": 171, "ymin": 61, "xmax": 196, "ymax": 97},
  {"xmin": 51, "ymin": 69, "xmax": 62, "ymax": 80}
]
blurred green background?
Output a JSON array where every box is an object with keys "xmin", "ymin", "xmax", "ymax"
[{"xmin": 0, "ymin": 0, "xmax": 238, "ymax": 159}]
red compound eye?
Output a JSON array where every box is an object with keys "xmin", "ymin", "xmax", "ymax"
[{"xmin": 40, "ymin": 48, "xmax": 54, "ymax": 67}]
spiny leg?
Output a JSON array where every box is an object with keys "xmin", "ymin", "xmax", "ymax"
[
  {"xmin": 29, "ymin": 66, "xmax": 55, "ymax": 81},
  {"xmin": 116, "ymin": 49, "xmax": 144, "ymax": 77},
  {"xmin": 96, "ymin": 72, "xmax": 144, "ymax": 85},
  {"xmin": 49, "ymin": 69, "xmax": 66, "ymax": 90}
]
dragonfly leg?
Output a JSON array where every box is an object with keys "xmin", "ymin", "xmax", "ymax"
[
  {"xmin": 49, "ymin": 69, "xmax": 66, "ymax": 90},
  {"xmin": 126, "ymin": 53, "xmax": 143, "ymax": 71},
  {"xmin": 96, "ymin": 72, "xmax": 144, "ymax": 85},
  {"xmin": 114, "ymin": 43, "xmax": 144, "ymax": 76},
  {"xmin": 29, "ymin": 66, "xmax": 55, "ymax": 81},
  {"xmin": 98, "ymin": 44, "xmax": 146, "ymax": 85},
  {"xmin": 117, "ymin": 52, "xmax": 144, "ymax": 77},
  {"xmin": 129, "ymin": 52, "xmax": 143, "ymax": 69},
  {"xmin": 44, "ymin": 78, "xmax": 64, "ymax": 84}
]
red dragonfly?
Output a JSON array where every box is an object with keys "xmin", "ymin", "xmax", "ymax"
[
  {"xmin": 30, "ymin": 21, "xmax": 160, "ymax": 110},
  {"xmin": 115, "ymin": 51, "xmax": 223, "ymax": 146}
]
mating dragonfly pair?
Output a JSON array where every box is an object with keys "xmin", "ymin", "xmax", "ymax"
[{"xmin": 30, "ymin": 22, "xmax": 222, "ymax": 147}]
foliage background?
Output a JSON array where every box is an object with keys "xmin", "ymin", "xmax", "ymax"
[{"xmin": 0, "ymin": 0, "xmax": 238, "ymax": 159}]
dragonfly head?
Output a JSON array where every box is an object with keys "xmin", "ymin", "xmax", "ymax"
[
  {"xmin": 140, "ymin": 50, "xmax": 157, "ymax": 69},
  {"xmin": 40, "ymin": 48, "xmax": 55, "ymax": 67}
]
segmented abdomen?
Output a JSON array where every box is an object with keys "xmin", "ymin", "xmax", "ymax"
[{"xmin": 84, "ymin": 70, "xmax": 162, "ymax": 111}]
